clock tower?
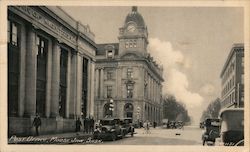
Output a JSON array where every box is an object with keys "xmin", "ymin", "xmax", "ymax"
[{"xmin": 118, "ymin": 6, "xmax": 149, "ymax": 56}]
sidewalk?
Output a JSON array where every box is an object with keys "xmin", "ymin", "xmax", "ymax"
[{"xmin": 8, "ymin": 132, "xmax": 95, "ymax": 144}]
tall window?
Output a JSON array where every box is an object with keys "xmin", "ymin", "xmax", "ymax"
[
  {"xmin": 107, "ymin": 86, "xmax": 112, "ymax": 98},
  {"xmin": 107, "ymin": 70, "xmax": 113, "ymax": 80},
  {"xmin": 59, "ymin": 48, "xmax": 68, "ymax": 117},
  {"xmin": 127, "ymin": 68, "xmax": 133, "ymax": 79},
  {"xmin": 36, "ymin": 36, "xmax": 48, "ymax": 117},
  {"xmin": 8, "ymin": 20, "xmax": 20, "ymax": 116},
  {"xmin": 127, "ymin": 84, "xmax": 133, "ymax": 98},
  {"xmin": 81, "ymin": 58, "xmax": 88, "ymax": 118},
  {"xmin": 107, "ymin": 50, "xmax": 113, "ymax": 59}
]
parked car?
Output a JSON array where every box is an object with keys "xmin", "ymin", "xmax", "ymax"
[
  {"xmin": 202, "ymin": 118, "xmax": 220, "ymax": 145},
  {"xmin": 120, "ymin": 118, "xmax": 135, "ymax": 137},
  {"xmin": 200, "ymin": 122, "xmax": 205, "ymax": 129},
  {"xmin": 176, "ymin": 121, "xmax": 184, "ymax": 129},
  {"xmin": 162, "ymin": 119, "xmax": 169, "ymax": 129},
  {"xmin": 93, "ymin": 118, "xmax": 123, "ymax": 141},
  {"xmin": 217, "ymin": 108, "xmax": 244, "ymax": 146},
  {"xmin": 169, "ymin": 121, "xmax": 177, "ymax": 129}
]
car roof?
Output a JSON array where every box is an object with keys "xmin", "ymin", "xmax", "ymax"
[
  {"xmin": 100, "ymin": 118, "xmax": 120, "ymax": 121},
  {"xmin": 120, "ymin": 117, "xmax": 133, "ymax": 120},
  {"xmin": 219, "ymin": 108, "xmax": 244, "ymax": 118}
]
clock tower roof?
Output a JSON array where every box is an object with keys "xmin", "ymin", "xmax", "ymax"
[{"xmin": 125, "ymin": 6, "xmax": 145, "ymax": 27}]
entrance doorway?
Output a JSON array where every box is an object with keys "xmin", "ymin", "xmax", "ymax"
[{"xmin": 124, "ymin": 103, "xmax": 133, "ymax": 118}]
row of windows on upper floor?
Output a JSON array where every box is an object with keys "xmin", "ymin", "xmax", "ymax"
[
  {"xmin": 221, "ymin": 57, "xmax": 244, "ymax": 84},
  {"xmin": 106, "ymin": 84, "xmax": 134, "ymax": 99},
  {"xmin": 104, "ymin": 68, "xmax": 161, "ymax": 86},
  {"xmin": 105, "ymin": 68, "xmax": 133, "ymax": 80},
  {"xmin": 222, "ymin": 73, "xmax": 244, "ymax": 97},
  {"xmin": 222, "ymin": 88, "xmax": 244, "ymax": 108},
  {"xmin": 105, "ymin": 40, "xmax": 138, "ymax": 59}
]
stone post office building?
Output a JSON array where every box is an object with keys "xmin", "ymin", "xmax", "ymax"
[
  {"xmin": 94, "ymin": 7, "xmax": 164, "ymax": 124},
  {"xmin": 8, "ymin": 6, "xmax": 96, "ymax": 136}
]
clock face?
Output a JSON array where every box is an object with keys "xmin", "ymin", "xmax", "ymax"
[{"xmin": 127, "ymin": 24, "xmax": 136, "ymax": 33}]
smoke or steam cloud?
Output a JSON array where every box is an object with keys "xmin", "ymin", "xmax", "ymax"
[{"xmin": 148, "ymin": 38, "xmax": 204, "ymax": 124}]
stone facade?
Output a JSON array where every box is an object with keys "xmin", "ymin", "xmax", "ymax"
[
  {"xmin": 94, "ymin": 7, "xmax": 164, "ymax": 124},
  {"xmin": 220, "ymin": 43, "xmax": 244, "ymax": 108},
  {"xmin": 8, "ymin": 6, "xmax": 96, "ymax": 136}
]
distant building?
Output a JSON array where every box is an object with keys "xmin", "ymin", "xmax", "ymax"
[
  {"xmin": 220, "ymin": 43, "xmax": 244, "ymax": 108},
  {"xmin": 94, "ymin": 7, "xmax": 164, "ymax": 124},
  {"xmin": 8, "ymin": 6, "xmax": 96, "ymax": 136}
]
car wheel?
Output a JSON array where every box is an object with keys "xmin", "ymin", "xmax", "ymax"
[
  {"xmin": 111, "ymin": 133, "xmax": 117, "ymax": 141},
  {"xmin": 131, "ymin": 131, "xmax": 134, "ymax": 137},
  {"xmin": 203, "ymin": 140, "xmax": 206, "ymax": 146}
]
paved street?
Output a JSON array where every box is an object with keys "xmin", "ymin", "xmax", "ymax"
[{"xmin": 102, "ymin": 125, "xmax": 203, "ymax": 145}]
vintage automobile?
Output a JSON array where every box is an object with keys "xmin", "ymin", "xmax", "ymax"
[
  {"xmin": 162, "ymin": 119, "xmax": 169, "ymax": 129},
  {"xmin": 200, "ymin": 122, "xmax": 205, "ymax": 129},
  {"xmin": 202, "ymin": 118, "xmax": 220, "ymax": 145},
  {"xmin": 176, "ymin": 121, "xmax": 184, "ymax": 129},
  {"xmin": 169, "ymin": 121, "xmax": 177, "ymax": 129},
  {"xmin": 217, "ymin": 108, "xmax": 244, "ymax": 146},
  {"xmin": 120, "ymin": 118, "xmax": 135, "ymax": 137},
  {"xmin": 93, "ymin": 118, "xmax": 123, "ymax": 141}
]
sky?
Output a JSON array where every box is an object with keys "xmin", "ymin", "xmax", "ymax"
[{"xmin": 61, "ymin": 6, "xmax": 244, "ymax": 124}]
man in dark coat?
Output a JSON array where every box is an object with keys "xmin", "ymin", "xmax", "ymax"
[
  {"xmin": 89, "ymin": 117, "xmax": 95, "ymax": 133},
  {"xmin": 32, "ymin": 114, "xmax": 41, "ymax": 136},
  {"xmin": 84, "ymin": 117, "xmax": 89, "ymax": 133},
  {"xmin": 75, "ymin": 118, "xmax": 82, "ymax": 135}
]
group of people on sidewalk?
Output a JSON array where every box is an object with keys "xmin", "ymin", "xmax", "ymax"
[
  {"xmin": 32, "ymin": 114, "xmax": 95, "ymax": 136},
  {"xmin": 142, "ymin": 120, "xmax": 158, "ymax": 134},
  {"xmin": 75, "ymin": 116, "xmax": 95, "ymax": 135}
]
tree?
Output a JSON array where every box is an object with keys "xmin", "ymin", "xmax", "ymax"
[
  {"xmin": 163, "ymin": 94, "xmax": 191, "ymax": 123},
  {"xmin": 200, "ymin": 98, "xmax": 221, "ymax": 122}
]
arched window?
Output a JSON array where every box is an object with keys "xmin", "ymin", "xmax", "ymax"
[{"xmin": 124, "ymin": 103, "xmax": 133, "ymax": 118}]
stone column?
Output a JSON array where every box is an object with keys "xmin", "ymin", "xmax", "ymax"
[
  {"xmin": 45, "ymin": 40, "xmax": 52, "ymax": 118},
  {"xmin": 100, "ymin": 68, "xmax": 104, "ymax": 98},
  {"xmin": 76, "ymin": 54, "xmax": 82, "ymax": 117},
  {"xmin": 156, "ymin": 83, "xmax": 159, "ymax": 103},
  {"xmin": 90, "ymin": 60, "xmax": 95, "ymax": 117},
  {"xmin": 18, "ymin": 24, "xmax": 26, "ymax": 117},
  {"xmin": 70, "ymin": 53, "xmax": 77, "ymax": 118},
  {"xmin": 87, "ymin": 59, "xmax": 92, "ymax": 117},
  {"xmin": 150, "ymin": 77, "xmax": 152, "ymax": 101},
  {"xmin": 65, "ymin": 50, "xmax": 71, "ymax": 118},
  {"xmin": 154, "ymin": 81, "xmax": 157, "ymax": 102},
  {"xmin": 50, "ymin": 40, "xmax": 60, "ymax": 118},
  {"xmin": 153, "ymin": 79, "xmax": 155, "ymax": 102},
  {"xmin": 148, "ymin": 76, "xmax": 151, "ymax": 101},
  {"xmin": 95, "ymin": 68, "xmax": 99, "ymax": 98},
  {"xmin": 24, "ymin": 27, "xmax": 37, "ymax": 117}
]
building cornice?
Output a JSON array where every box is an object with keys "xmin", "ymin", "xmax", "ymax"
[{"xmin": 220, "ymin": 43, "xmax": 244, "ymax": 78}]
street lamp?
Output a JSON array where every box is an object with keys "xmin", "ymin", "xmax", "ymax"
[{"xmin": 109, "ymin": 99, "xmax": 114, "ymax": 117}]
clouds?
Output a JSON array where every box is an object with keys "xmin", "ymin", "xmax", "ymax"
[
  {"xmin": 200, "ymin": 83, "xmax": 216, "ymax": 96},
  {"xmin": 148, "ymin": 38, "xmax": 204, "ymax": 123}
]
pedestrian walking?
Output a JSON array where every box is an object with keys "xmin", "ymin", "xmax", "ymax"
[
  {"xmin": 32, "ymin": 114, "xmax": 41, "ymax": 136},
  {"xmin": 83, "ymin": 117, "xmax": 87, "ymax": 133},
  {"xmin": 89, "ymin": 117, "xmax": 94, "ymax": 133},
  {"xmin": 146, "ymin": 120, "xmax": 151, "ymax": 134},
  {"xmin": 143, "ymin": 120, "xmax": 150, "ymax": 134},
  {"xmin": 75, "ymin": 117, "xmax": 82, "ymax": 135},
  {"xmin": 153, "ymin": 121, "xmax": 157, "ymax": 128}
]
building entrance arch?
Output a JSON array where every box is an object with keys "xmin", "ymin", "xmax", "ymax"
[{"xmin": 124, "ymin": 103, "xmax": 134, "ymax": 118}]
